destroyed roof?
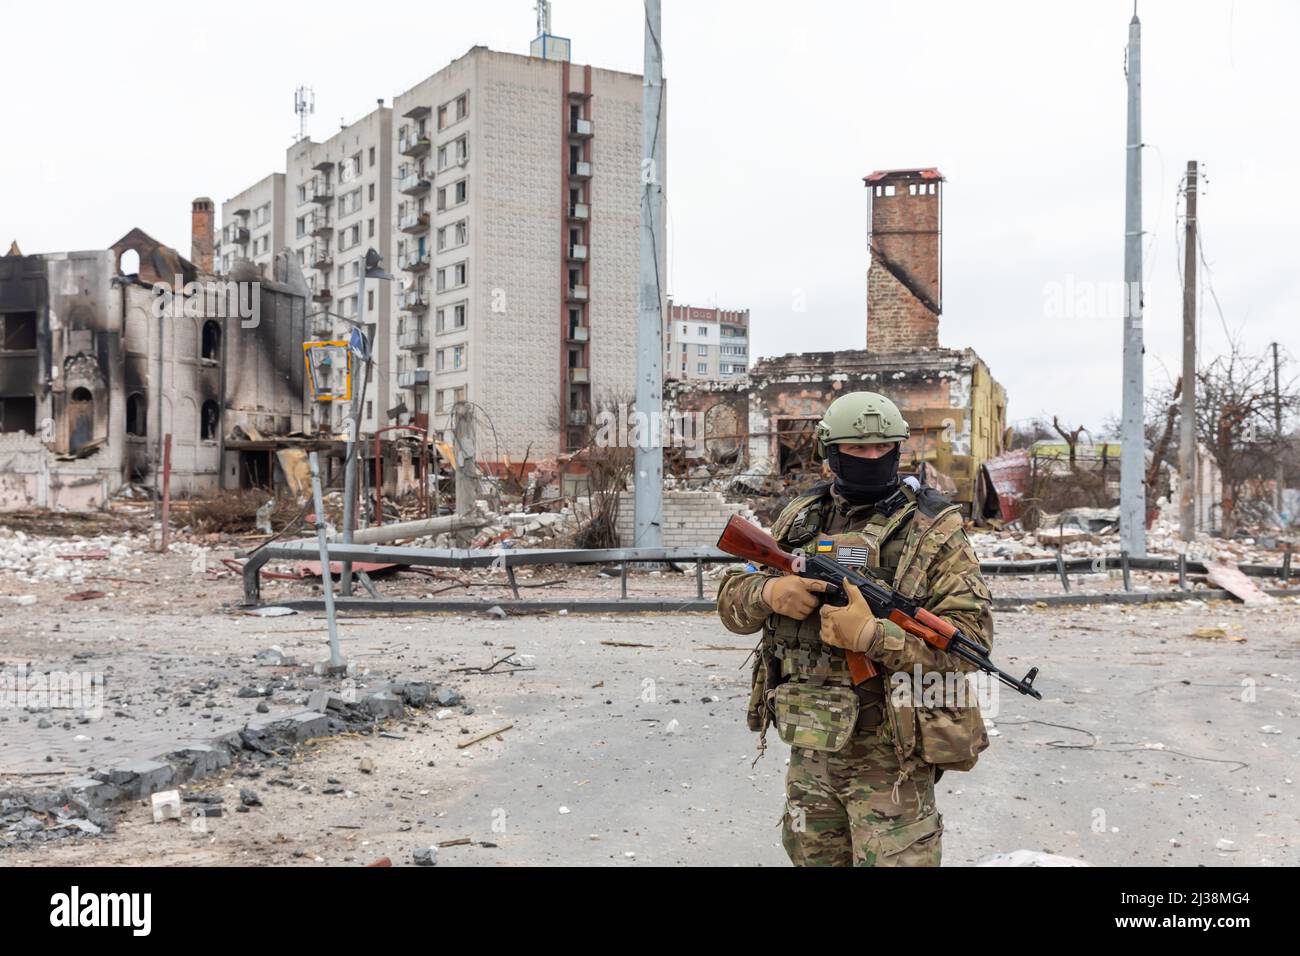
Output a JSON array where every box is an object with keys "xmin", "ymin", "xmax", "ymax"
[
  {"xmin": 109, "ymin": 227, "xmax": 200, "ymax": 284},
  {"xmin": 863, "ymin": 167, "xmax": 944, "ymax": 184}
]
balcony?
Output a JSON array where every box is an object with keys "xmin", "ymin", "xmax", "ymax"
[
  {"xmin": 227, "ymin": 226, "xmax": 250, "ymax": 245},
  {"xmin": 398, "ymin": 327, "xmax": 427, "ymax": 350},
  {"xmin": 398, "ymin": 369, "xmax": 430, "ymax": 388},
  {"xmin": 566, "ymin": 284, "xmax": 589, "ymax": 302},
  {"xmin": 310, "ymin": 314, "xmax": 333, "ymax": 337},
  {"xmin": 399, "ymin": 172, "xmax": 431, "ymax": 195},
  {"xmin": 400, "ymin": 289, "xmax": 428, "ymax": 312},
  {"xmin": 399, "ymin": 132, "xmax": 431, "ymax": 157},
  {"xmin": 311, "ymin": 245, "xmax": 333, "ymax": 271},
  {"xmin": 404, "ymin": 249, "xmax": 430, "ymax": 271},
  {"xmin": 310, "ymin": 216, "xmax": 333, "ymax": 237},
  {"xmin": 570, "ymin": 117, "xmax": 593, "ymax": 138},
  {"xmin": 568, "ymin": 202, "xmax": 590, "ymax": 221},
  {"xmin": 311, "ymin": 185, "xmax": 333, "ymax": 204},
  {"xmin": 312, "ymin": 287, "xmax": 333, "ymax": 304},
  {"xmin": 567, "ymin": 325, "xmax": 589, "ymax": 343},
  {"xmin": 568, "ymin": 366, "xmax": 589, "ymax": 384},
  {"xmin": 399, "ymin": 211, "xmax": 430, "ymax": 234},
  {"xmin": 568, "ymin": 243, "xmax": 588, "ymax": 261},
  {"xmin": 569, "ymin": 161, "xmax": 592, "ymax": 180}
]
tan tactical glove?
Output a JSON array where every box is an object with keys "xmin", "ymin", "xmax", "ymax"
[
  {"xmin": 819, "ymin": 576, "xmax": 882, "ymax": 653},
  {"xmin": 761, "ymin": 575, "xmax": 829, "ymax": 621}
]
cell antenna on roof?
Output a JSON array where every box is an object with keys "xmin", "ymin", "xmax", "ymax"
[
  {"xmin": 535, "ymin": 0, "xmax": 552, "ymax": 36},
  {"xmin": 294, "ymin": 86, "xmax": 315, "ymax": 142}
]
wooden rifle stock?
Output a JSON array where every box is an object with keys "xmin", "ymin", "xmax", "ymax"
[{"xmin": 716, "ymin": 516, "xmax": 878, "ymax": 684}]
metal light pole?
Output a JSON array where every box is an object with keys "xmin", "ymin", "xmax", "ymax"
[
  {"xmin": 633, "ymin": 0, "xmax": 665, "ymax": 548},
  {"xmin": 1179, "ymin": 161, "xmax": 1198, "ymax": 540},
  {"xmin": 340, "ymin": 249, "xmax": 392, "ymax": 595},
  {"xmin": 1119, "ymin": 10, "xmax": 1147, "ymax": 556}
]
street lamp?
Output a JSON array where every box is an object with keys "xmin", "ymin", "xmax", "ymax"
[{"xmin": 340, "ymin": 248, "xmax": 393, "ymax": 596}]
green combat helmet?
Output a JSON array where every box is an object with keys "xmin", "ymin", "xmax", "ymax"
[{"xmin": 813, "ymin": 391, "xmax": 910, "ymax": 460}]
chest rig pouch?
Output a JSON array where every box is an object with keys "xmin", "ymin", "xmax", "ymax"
[{"xmin": 763, "ymin": 496, "xmax": 916, "ymax": 753}]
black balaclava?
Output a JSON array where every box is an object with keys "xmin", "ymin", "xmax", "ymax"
[{"xmin": 827, "ymin": 444, "xmax": 901, "ymax": 505}]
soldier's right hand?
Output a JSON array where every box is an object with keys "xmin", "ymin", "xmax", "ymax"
[{"xmin": 761, "ymin": 575, "xmax": 829, "ymax": 621}]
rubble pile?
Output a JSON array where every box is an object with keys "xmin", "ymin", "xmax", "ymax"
[{"xmin": 0, "ymin": 790, "xmax": 112, "ymax": 849}]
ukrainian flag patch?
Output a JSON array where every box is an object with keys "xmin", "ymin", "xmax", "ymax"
[{"xmin": 816, "ymin": 539, "xmax": 834, "ymax": 553}]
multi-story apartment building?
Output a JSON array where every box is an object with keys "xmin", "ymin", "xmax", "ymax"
[
  {"xmin": 664, "ymin": 301, "xmax": 750, "ymax": 381},
  {"xmin": 216, "ymin": 173, "xmax": 284, "ymax": 276},
  {"xmin": 390, "ymin": 43, "xmax": 657, "ymax": 456},
  {"xmin": 285, "ymin": 103, "xmax": 393, "ymax": 434}
]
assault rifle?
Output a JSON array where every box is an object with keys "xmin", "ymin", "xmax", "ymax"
[{"xmin": 717, "ymin": 515, "xmax": 1042, "ymax": 699}]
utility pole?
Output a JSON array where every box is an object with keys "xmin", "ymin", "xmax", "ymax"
[
  {"xmin": 340, "ymin": 249, "xmax": 392, "ymax": 596},
  {"xmin": 1119, "ymin": 8, "xmax": 1147, "ymax": 556},
  {"xmin": 1274, "ymin": 341, "xmax": 1285, "ymax": 513},
  {"xmin": 454, "ymin": 403, "xmax": 478, "ymax": 522},
  {"xmin": 1179, "ymin": 161, "xmax": 1198, "ymax": 540},
  {"xmin": 633, "ymin": 0, "xmax": 665, "ymax": 548}
]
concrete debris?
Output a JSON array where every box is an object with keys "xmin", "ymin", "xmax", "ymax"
[
  {"xmin": 412, "ymin": 846, "xmax": 438, "ymax": 866},
  {"xmin": 150, "ymin": 790, "xmax": 182, "ymax": 823}
]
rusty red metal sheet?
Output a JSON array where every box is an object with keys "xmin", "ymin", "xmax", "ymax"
[
  {"xmin": 980, "ymin": 449, "xmax": 1030, "ymax": 523},
  {"xmin": 299, "ymin": 561, "xmax": 399, "ymax": 578}
]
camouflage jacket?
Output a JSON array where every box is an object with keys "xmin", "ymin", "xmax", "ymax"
[{"xmin": 717, "ymin": 479, "xmax": 993, "ymax": 772}]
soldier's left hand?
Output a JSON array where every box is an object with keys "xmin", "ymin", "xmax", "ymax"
[{"xmin": 819, "ymin": 576, "xmax": 880, "ymax": 653}]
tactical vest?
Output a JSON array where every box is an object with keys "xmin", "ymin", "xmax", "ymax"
[{"xmin": 755, "ymin": 479, "xmax": 989, "ymax": 776}]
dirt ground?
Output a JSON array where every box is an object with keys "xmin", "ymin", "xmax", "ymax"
[{"xmin": 1, "ymin": 538, "xmax": 1297, "ymax": 867}]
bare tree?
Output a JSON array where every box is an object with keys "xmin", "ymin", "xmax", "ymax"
[
  {"xmin": 1196, "ymin": 344, "xmax": 1298, "ymax": 535},
  {"xmin": 1051, "ymin": 417, "xmax": 1090, "ymax": 470}
]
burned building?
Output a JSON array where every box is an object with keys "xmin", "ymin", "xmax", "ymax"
[
  {"xmin": 666, "ymin": 167, "xmax": 1008, "ymax": 513},
  {"xmin": 0, "ymin": 204, "xmax": 311, "ymax": 510}
]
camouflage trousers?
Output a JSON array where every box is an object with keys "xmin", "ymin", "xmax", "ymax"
[{"xmin": 782, "ymin": 731, "xmax": 943, "ymax": 867}]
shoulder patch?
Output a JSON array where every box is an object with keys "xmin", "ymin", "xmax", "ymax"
[{"xmin": 771, "ymin": 490, "xmax": 829, "ymax": 545}]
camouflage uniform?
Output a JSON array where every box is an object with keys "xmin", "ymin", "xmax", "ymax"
[{"xmin": 718, "ymin": 478, "xmax": 993, "ymax": 867}]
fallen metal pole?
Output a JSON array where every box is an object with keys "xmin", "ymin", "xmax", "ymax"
[{"xmin": 350, "ymin": 512, "xmax": 492, "ymax": 545}]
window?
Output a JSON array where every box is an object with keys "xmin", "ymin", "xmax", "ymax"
[
  {"xmin": 296, "ymin": 216, "xmax": 307, "ymax": 238},
  {"xmin": 368, "ymin": 146, "xmax": 375, "ymax": 167},
  {"xmin": 0, "ymin": 395, "xmax": 36, "ymax": 434},
  {"xmin": 297, "ymin": 185, "xmax": 307, "ymax": 204},
  {"xmin": 369, "ymin": 183, "xmax": 375, "ymax": 203},
  {"xmin": 697, "ymin": 363, "xmax": 707, "ymax": 374},
  {"xmin": 200, "ymin": 399, "xmax": 219, "ymax": 441},
  {"xmin": 454, "ymin": 179, "xmax": 467, "ymax": 204},
  {"xmin": 437, "ymin": 145, "xmax": 447, "ymax": 169},
  {"xmin": 453, "ymin": 262, "xmax": 466, "ymax": 287},
  {"xmin": 436, "ymin": 226, "xmax": 447, "ymax": 251},
  {"xmin": 437, "ymin": 105, "xmax": 448, "ymax": 130},
  {"xmin": 436, "ymin": 348, "xmax": 445, "ymax": 372},
  {"xmin": 455, "ymin": 220, "xmax": 467, "ymax": 245},
  {"xmin": 452, "ymin": 345, "xmax": 465, "ymax": 370},
  {"xmin": 456, "ymin": 94, "xmax": 467, "ymax": 120},
  {"xmin": 455, "ymin": 136, "xmax": 468, "ymax": 163},
  {"xmin": 437, "ymin": 187, "xmax": 446, "ymax": 211},
  {"xmin": 1, "ymin": 312, "xmax": 37, "ymax": 351},
  {"xmin": 368, "ymin": 218, "xmax": 375, "ymax": 238},
  {"xmin": 126, "ymin": 392, "xmax": 147, "ymax": 436},
  {"xmin": 201, "ymin": 320, "xmax": 221, "ymax": 361},
  {"xmin": 437, "ymin": 303, "xmax": 467, "ymax": 333},
  {"xmin": 436, "ymin": 268, "xmax": 446, "ymax": 292},
  {"xmin": 367, "ymin": 290, "xmax": 374, "ymax": 311},
  {"xmin": 697, "ymin": 344, "xmax": 707, "ymax": 356}
]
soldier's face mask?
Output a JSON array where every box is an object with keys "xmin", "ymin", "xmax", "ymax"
[{"xmin": 828, "ymin": 444, "xmax": 900, "ymax": 504}]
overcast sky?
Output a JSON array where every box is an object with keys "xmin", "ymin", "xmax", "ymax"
[{"xmin": 5, "ymin": 0, "xmax": 1297, "ymax": 431}]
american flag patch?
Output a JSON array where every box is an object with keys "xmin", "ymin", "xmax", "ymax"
[{"xmin": 836, "ymin": 546, "xmax": 871, "ymax": 567}]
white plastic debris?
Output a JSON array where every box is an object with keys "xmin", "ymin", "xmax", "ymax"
[{"xmin": 151, "ymin": 790, "xmax": 183, "ymax": 823}]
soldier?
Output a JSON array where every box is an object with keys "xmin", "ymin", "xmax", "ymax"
[{"xmin": 717, "ymin": 391, "xmax": 993, "ymax": 867}]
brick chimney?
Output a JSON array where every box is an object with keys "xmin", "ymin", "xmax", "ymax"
[
  {"xmin": 863, "ymin": 168, "xmax": 942, "ymax": 352},
  {"xmin": 191, "ymin": 197, "xmax": 215, "ymax": 273}
]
